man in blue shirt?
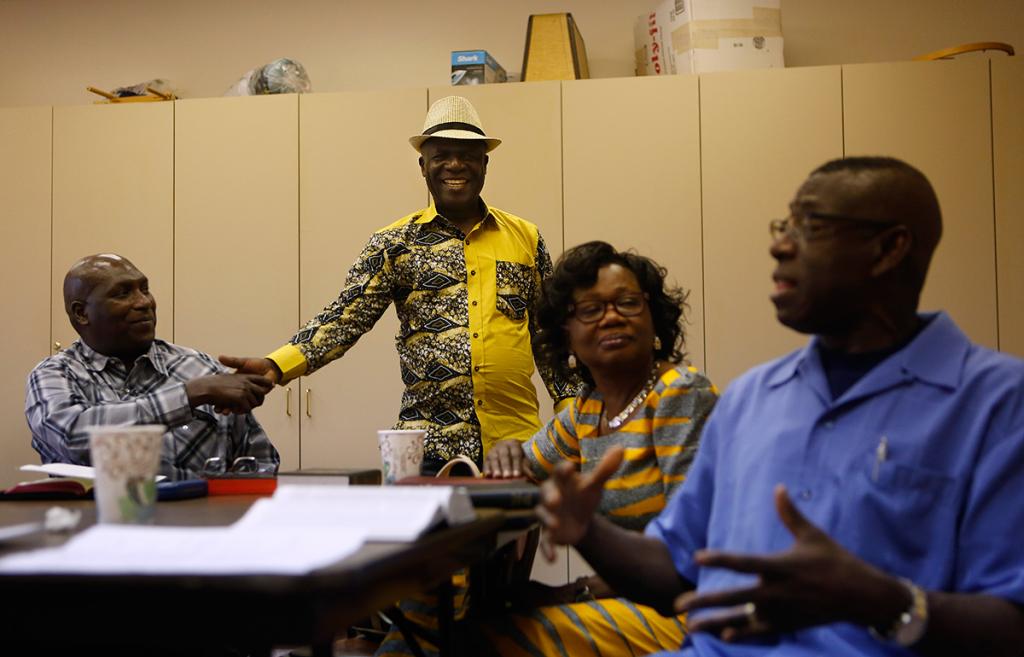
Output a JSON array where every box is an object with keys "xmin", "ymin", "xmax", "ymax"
[{"xmin": 535, "ymin": 157, "xmax": 1024, "ymax": 656}]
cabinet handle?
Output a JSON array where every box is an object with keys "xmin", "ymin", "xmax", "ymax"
[
  {"xmin": 285, "ymin": 387, "xmax": 292, "ymax": 417},
  {"xmin": 53, "ymin": 341, "xmax": 62, "ymax": 353},
  {"xmin": 305, "ymin": 388, "xmax": 312, "ymax": 418}
]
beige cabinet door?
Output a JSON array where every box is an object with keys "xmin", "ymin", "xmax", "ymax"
[
  {"xmin": 0, "ymin": 107, "xmax": 51, "ymax": 484},
  {"xmin": 844, "ymin": 59, "xmax": 997, "ymax": 348},
  {"xmin": 701, "ymin": 67, "xmax": 844, "ymax": 387},
  {"xmin": 297, "ymin": 89, "xmax": 427, "ymax": 470},
  {"xmin": 563, "ymin": 75, "xmax": 706, "ymax": 372},
  {"xmin": 52, "ymin": 103, "xmax": 174, "ymax": 350},
  {"xmin": 173, "ymin": 95, "xmax": 300, "ymax": 470},
  {"xmin": 992, "ymin": 57, "xmax": 1024, "ymax": 357}
]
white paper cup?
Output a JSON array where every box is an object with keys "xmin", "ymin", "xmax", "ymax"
[
  {"xmin": 377, "ymin": 429, "xmax": 425, "ymax": 485},
  {"xmin": 88, "ymin": 425, "xmax": 164, "ymax": 524}
]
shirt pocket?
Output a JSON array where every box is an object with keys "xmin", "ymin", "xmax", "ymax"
[
  {"xmin": 869, "ymin": 459, "xmax": 955, "ymax": 505},
  {"xmin": 849, "ymin": 453, "xmax": 959, "ymax": 574},
  {"xmin": 495, "ymin": 260, "xmax": 535, "ymax": 321}
]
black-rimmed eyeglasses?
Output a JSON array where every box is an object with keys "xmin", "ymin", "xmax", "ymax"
[
  {"xmin": 769, "ymin": 212, "xmax": 901, "ymax": 242},
  {"xmin": 569, "ymin": 294, "xmax": 647, "ymax": 324}
]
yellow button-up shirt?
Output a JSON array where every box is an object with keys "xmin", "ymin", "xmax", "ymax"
[{"xmin": 268, "ymin": 202, "xmax": 575, "ymax": 463}]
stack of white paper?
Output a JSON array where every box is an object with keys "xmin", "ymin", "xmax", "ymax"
[
  {"xmin": 235, "ymin": 484, "xmax": 476, "ymax": 541},
  {"xmin": 0, "ymin": 524, "xmax": 365, "ymax": 575}
]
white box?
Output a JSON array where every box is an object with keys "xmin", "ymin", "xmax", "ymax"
[
  {"xmin": 635, "ymin": 0, "xmax": 784, "ymax": 75},
  {"xmin": 634, "ymin": 9, "xmax": 674, "ymax": 76}
]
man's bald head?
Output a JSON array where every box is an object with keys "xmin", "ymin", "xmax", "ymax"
[
  {"xmin": 809, "ymin": 157, "xmax": 942, "ymax": 293},
  {"xmin": 62, "ymin": 254, "xmax": 157, "ymax": 362},
  {"xmin": 63, "ymin": 254, "xmax": 139, "ymax": 322},
  {"xmin": 771, "ymin": 157, "xmax": 944, "ymax": 343}
]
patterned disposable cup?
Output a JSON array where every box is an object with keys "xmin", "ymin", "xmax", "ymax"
[
  {"xmin": 377, "ymin": 429, "xmax": 425, "ymax": 485},
  {"xmin": 87, "ymin": 425, "xmax": 164, "ymax": 524}
]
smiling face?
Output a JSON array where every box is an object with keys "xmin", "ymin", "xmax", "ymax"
[
  {"xmin": 565, "ymin": 263, "xmax": 656, "ymax": 378},
  {"xmin": 69, "ymin": 256, "xmax": 157, "ymax": 362},
  {"xmin": 419, "ymin": 137, "xmax": 488, "ymax": 220},
  {"xmin": 769, "ymin": 171, "xmax": 881, "ymax": 336}
]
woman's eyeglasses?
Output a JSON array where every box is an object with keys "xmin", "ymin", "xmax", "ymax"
[{"xmin": 569, "ymin": 294, "xmax": 647, "ymax": 324}]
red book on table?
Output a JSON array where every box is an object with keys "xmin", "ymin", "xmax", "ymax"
[{"xmin": 206, "ymin": 476, "xmax": 277, "ymax": 496}]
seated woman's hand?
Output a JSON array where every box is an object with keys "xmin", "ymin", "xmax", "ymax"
[
  {"xmin": 506, "ymin": 581, "xmax": 581, "ymax": 610},
  {"xmin": 483, "ymin": 439, "xmax": 528, "ymax": 478}
]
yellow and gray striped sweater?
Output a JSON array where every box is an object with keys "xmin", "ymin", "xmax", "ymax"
[{"xmin": 524, "ymin": 364, "xmax": 718, "ymax": 530}]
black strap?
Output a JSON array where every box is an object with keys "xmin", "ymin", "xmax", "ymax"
[{"xmin": 423, "ymin": 121, "xmax": 486, "ymax": 137}]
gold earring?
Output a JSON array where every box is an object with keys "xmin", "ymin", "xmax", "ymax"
[
  {"xmin": 653, "ymin": 336, "xmax": 662, "ymax": 351},
  {"xmin": 567, "ymin": 353, "xmax": 578, "ymax": 369}
]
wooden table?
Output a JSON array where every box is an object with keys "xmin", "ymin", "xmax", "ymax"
[{"xmin": 0, "ymin": 496, "xmax": 508, "ymax": 656}]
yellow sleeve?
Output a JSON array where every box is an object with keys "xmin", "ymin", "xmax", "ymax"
[{"xmin": 266, "ymin": 344, "xmax": 308, "ymax": 385}]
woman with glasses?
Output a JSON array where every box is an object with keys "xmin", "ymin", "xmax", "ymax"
[{"xmin": 482, "ymin": 240, "xmax": 718, "ymax": 656}]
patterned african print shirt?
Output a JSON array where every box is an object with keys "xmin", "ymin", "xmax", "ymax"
[
  {"xmin": 26, "ymin": 339, "xmax": 279, "ymax": 481},
  {"xmin": 267, "ymin": 202, "xmax": 576, "ymax": 463},
  {"xmin": 524, "ymin": 364, "xmax": 718, "ymax": 530}
]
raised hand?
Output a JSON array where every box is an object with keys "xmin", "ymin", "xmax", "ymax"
[
  {"xmin": 534, "ymin": 446, "xmax": 624, "ymax": 561},
  {"xmin": 483, "ymin": 439, "xmax": 528, "ymax": 478},
  {"xmin": 674, "ymin": 484, "xmax": 907, "ymax": 642},
  {"xmin": 185, "ymin": 373, "xmax": 275, "ymax": 414},
  {"xmin": 218, "ymin": 355, "xmax": 281, "ymax": 384}
]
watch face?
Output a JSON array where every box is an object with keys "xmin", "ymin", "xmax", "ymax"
[
  {"xmin": 894, "ymin": 582, "xmax": 929, "ymax": 646},
  {"xmin": 895, "ymin": 616, "xmax": 927, "ymax": 646}
]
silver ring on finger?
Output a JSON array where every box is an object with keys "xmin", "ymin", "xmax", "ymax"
[{"xmin": 743, "ymin": 602, "xmax": 759, "ymax": 626}]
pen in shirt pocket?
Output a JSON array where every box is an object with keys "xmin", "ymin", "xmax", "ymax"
[{"xmin": 872, "ymin": 435, "xmax": 889, "ymax": 482}]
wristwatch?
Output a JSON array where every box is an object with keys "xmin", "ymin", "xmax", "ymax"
[{"xmin": 870, "ymin": 578, "xmax": 929, "ymax": 646}]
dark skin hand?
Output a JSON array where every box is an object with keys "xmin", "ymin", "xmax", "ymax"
[
  {"xmin": 536, "ymin": 446, "xmax": 690, "ymax": 615},
  {"xmin": 676, "ymin": 484, "xmax": 908, "ymax": 641},
  {"xmin": 487, "ymin": 441, "xmax": 619, "ymax": 605},
  {"xmin": 184, "ymin": 373, "xmax": 274, "ymax": 415},
  {"xmin": 483, "ymin": 438, "xmax": 529, "ymax": 478},
  {"xmin": 535, "ymin": 445, "xmax": 625, "ymax": 559},
  {"xmin": 675, "ymin": 485, "xmax": 1024, "ymax": 657},
  {"xmin": 217, "ymin": 355, "xmax": 281, "ymax": 385},
  {"xmin": 510, "ymin": 575, "xmax": 615, "ymax": 609}
]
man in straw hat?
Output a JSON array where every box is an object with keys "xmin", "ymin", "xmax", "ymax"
[{"xmin": 220, "ymin": 96, "xmax": 575, "ymax": 472}]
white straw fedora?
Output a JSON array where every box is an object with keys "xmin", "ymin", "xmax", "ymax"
[{"xmin": 409, "ymin": 96, "xmax": 501, "ymax": 152}]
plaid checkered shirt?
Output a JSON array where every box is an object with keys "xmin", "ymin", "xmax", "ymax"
[{"xmin": 26, "ymin": 339, "xmax": 279, "ymax": 480}]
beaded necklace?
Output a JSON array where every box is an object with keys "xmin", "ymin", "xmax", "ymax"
[{"xmin": 605, "ymin": 362, "xmax": 661, "ymax": 430}]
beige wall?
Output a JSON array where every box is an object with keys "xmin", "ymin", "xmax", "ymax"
[{"xmin": 1, "ymin": 0, "xmax": 1021, "ymax": 108}]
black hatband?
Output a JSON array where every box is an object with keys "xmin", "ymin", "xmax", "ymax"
[{"xmin": 422, "ymin": 121, "xmax": 486, "ymax": 137}]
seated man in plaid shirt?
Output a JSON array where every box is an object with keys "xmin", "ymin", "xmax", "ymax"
[{"xmin": 26, "ymin": 253, "xmax": 279, "ymax": 480}]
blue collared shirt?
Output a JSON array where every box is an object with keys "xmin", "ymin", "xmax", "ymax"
[{"xmin": 647, "ymin": 312, "xmax": 1024, "ymax": 656}]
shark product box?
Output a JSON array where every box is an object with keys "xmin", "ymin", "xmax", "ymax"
[{"xmin": 451, "ymin": 50, "xmax": 508, "ymax": 85}]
